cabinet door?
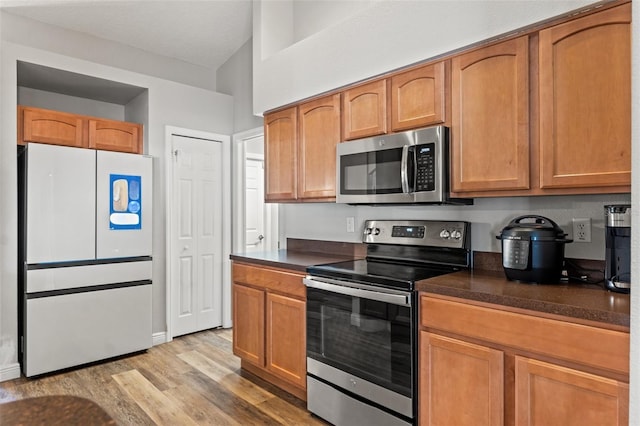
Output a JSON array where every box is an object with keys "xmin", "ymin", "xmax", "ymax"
[
  {"xmin": 264, "ymin": 107, "xmax": 297, "ymax": 201},
  {"xmin": 232, "ymin": 283, "xmax": 265, "ymax": 367},
  {"xmin": 266, "ymin": 292, "xmax": 306, "ymax": 388},
  {"xmin": 298, "ymin": 94, "xmax": 340, "ymax": 200},
  {"xmin": 88, "ymin": 119, "xmax": 143, "ymax": 154},
  {"xmin": 515, "ymin": 356, "xmax": 628, "ymax": 426},
  {"xmin": 391, "ymin": 62, "xmax": 446, "ymax": 131},
  {"xmin": 539, "ymin": 4, "xmax": 630, "ymax": 189},
  {"xmin": 20, "ymin": 106, "xmax": 86, "ymax": 148},
  {"xmin": 420, "ymin": 332, "xmax": 504, "ymax": 426},
  {"xmin": 342, "ymin": 79, "xmax": 388, "ymax": 140},
  {"xmin": 451, "ymin": 36, "xmax": 529, "ymax": 193}
]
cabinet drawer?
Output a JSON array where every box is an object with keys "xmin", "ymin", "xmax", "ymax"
[
  {"xmin": 420, "ymin": 295, "xmax": 629, "ymax": 376},
  {"xmin": 232, "ymin": 263, "xmax": 305, "ymax": 299}
]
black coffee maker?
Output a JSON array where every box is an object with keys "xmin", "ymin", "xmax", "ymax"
[{"xmin": 604, "ymin": 205, "xmax": 631, "ymax": 293}]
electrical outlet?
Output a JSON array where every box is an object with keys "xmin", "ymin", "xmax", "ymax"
[
  {"xmin": 346, "ymin": 217, "xmax": 355, "ymax": 233},
  {"xmin": 572, "ymin": 218, "xmax": 592, "ymax": 243}
]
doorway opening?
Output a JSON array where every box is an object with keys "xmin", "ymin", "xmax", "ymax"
[{"xmin": 232, "ymin": 128, "xmax": 279, "ymax": 255}]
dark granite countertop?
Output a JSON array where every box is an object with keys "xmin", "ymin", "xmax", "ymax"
[
  {"xmin": 416, "ymin": 269, "xmax": 630, "ymax": 328},
  {"xmin": 230, "ymin": 250, "xmax": 360, "ymax": 273}
]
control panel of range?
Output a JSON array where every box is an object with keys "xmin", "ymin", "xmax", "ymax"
[{"xmin": 363, "ymin": 219, "xmax": 469, "ymax": 249}]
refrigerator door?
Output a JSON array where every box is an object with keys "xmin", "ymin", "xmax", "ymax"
[
  {"xmin": 26, "ymin": 144, "xmax": 96, "ymax": 264},
  {"xmin": 96, "ymin": 150, "xmax": 152, "ymax": 258}
]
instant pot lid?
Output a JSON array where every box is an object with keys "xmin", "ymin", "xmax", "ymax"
[{"xmin": 498, "ymin": 215, "xmax": 571, "ymax": 242}]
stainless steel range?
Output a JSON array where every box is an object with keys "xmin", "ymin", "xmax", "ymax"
[{"xmin": 304, "ymin": 220, "xmax": 470, "ymax": 426}]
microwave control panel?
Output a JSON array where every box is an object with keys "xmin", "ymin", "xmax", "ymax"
[{"xmin": 415, "ymin": 143, "xmax": 435, "ymax": 191}]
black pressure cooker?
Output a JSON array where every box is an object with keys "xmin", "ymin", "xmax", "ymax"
[{"xmin": 496, "ymin": 215, "xmax": 573, "ymax": 283}]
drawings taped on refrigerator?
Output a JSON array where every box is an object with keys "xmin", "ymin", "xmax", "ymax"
[{"xmin": 18, "ymin": 143, "xmax": 153, "ymax": 377}]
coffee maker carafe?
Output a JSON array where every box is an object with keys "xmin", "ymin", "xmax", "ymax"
[{"xmin": 605, "ymin": 205, "xmax": 631, "ymax": 293}]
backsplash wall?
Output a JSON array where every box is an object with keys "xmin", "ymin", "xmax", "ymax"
[{"xmin": 280, "ymin": 193, "xmax": 631, "ymax": 260}]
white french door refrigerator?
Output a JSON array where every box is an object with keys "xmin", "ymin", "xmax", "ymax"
[{"xmin": 18, "ymin": 143, "xmax": 153, "ymax": 377}]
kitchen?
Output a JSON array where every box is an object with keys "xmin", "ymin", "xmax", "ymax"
[{"xmin": 0, "ymin": 0, "xmax": 638, "ymax": 424}]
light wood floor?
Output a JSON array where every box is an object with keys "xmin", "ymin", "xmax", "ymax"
[{"xmin": 0, "ymin": 328, "xmax": 327, "ymax": 425}]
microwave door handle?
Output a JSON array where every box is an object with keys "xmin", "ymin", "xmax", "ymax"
[{"xmin": 401, "ymin": 145, "xmax": 411, "ymax": 193}]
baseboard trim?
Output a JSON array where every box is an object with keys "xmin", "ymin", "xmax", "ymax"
[
  {"xmin": 152, "ymin": 332, "xmax": 167, "ymax": 346},
  {"xmin": 0, "ymin": 363, "xmax": 21, "ymax": 382}
]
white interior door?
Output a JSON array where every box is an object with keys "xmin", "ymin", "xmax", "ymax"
[
  {"xmin": 171, "ymin": 134, "xmax": 223, "ymax": 337},
  {"xmin": 245, "ymin": 156, "xmax": 266, "ymax": 252}
]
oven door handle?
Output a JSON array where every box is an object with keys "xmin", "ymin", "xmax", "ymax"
[{"xmin": 303, "ymin": 277, "xmax": 411, "ymax": 307}]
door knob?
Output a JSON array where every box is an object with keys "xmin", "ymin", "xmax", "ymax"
[{"xmin": 258, "ymin": 234, "xmax": 264, "ymax": 241}]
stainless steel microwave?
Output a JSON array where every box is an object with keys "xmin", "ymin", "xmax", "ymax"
[{"xmin": 336, "ymin": 125, "xmax": 472, "ymax": 205}]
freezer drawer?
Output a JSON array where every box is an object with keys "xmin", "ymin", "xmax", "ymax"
[
  {"xmin": 24, "ymin": 283, "xmax": 152, "ymax": 377},
  {"xmin": 26, "ymin": 260, "xmax": 152, "ymax": 293}
]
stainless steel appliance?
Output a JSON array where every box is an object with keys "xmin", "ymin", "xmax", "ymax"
[
  {"xmin": 496, "ymin": 215, "xmax": 572, "ymax": 284},
  {"xmin": 336, "ymin": 126, "xmax": 472, "ymax": 205},
  {"xmin": 18, "ymin": 143, "xmax": 153, "ymax": 377},
  {"xmin": 605, "ymin": 205, "xmax": 631, "ymax": 293},
  {"xmin": 304, "ymin": 220, "xmax": 470, "ymax": 426}
]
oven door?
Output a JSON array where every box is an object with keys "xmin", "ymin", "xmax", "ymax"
[{"xmin": 304, "ymin": 277, "xmax": 415, "ymax": 423}]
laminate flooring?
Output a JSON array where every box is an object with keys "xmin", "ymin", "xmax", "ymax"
[{"xmin": 0, "ymin": 328, "xmax": 327, "ymax": 425}]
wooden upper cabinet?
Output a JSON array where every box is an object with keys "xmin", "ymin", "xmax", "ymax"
[
  {"xmin": 19, "ymin": 106, "xmax": 85, "ymax": 148},
  {"xmin": 515, "ymin": 356, "xmax": 629, "ymax": 426},
  {"xmin": 451, "ymin": 36, "xmax": 530, "ymax": 193},
  {"xmin": 19, "ymin": 106, "xmax": 144, "ymax": 154},
  {"xmin": 420, "ymin": 331, "xmax": 504, "ymax": 426},
  {"xmin": 342, "ymin": 79, "xmax": 388, "ymax": 140},
  {"xmin": 538, "ymin": 3, "xmax": 631, "ymax": 190},
  {"xmin": 264, "ymin": 107, "xmax": 298, "ymax": 201},
  {"xmin": 88, "ymin": 119, "xmax": 142, "ymax": 154},
  {"xmin": 391, "ymin": 61, "xmax": 446, "ymax": 132},
  {"xmin": 298, "ymin": 94, "xmax": 340, "ymax": 200}
]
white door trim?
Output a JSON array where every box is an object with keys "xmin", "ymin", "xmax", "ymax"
[
  {"xmin": 165, "ymin": 126, "xmax": 232, "ymax": 341},
  {"xmin": 232, "ymin": 128, "xmax": 279, "ymax": 255}
]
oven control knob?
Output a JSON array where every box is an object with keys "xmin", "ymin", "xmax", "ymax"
[
  {"xmin": 373, "ymin": 227, "xmax": 381, "ymax": 235},
  {"xmin": 439, "ymin": 229, "xmax": 450, "ymax": 239},
  {"xmin": 364, "ymin": 227, "xmax": 373, "ymax": 235},
  {"xmin": 451, "ymin": 230, "xmax": 462, "ymax": 240}
]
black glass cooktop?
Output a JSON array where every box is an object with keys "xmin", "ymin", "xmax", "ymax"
[{"xmin": 306, "ymin": 259, "xmax": 461, "ymax": 291}]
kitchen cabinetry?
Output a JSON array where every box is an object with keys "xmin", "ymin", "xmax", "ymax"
[
  {"xmin": 19, "ymin": 106, "xmax": 85, "ymax": 148},
  {"xmin": 419, "ymin": 294, "xmax": 629, "ymax": 426},
  {"xmin": 391, "ymin": 61, "xmax": 447, "ymax": 132},
  {"xmin": 18, "ymin": 106, "xmax": 143, "ymax": 154},
  {"xmin": 450, "ymin": 36, "xmax": 530, "ymax": 193},
  {"xmin": 538, "ymin": 3, "xmax": 631, "ymax": 190},
  {"xmin": 420, "ymin": 331, "xmax": 504, "ymax": 425},
  {"xmin": 264, "ymin": 94, "xmax": 340, "ymax": 202},
  {"xmin": 450, "ymin": 3, "xmax": 630, "ymax": 197},
  {"xmin": 298, "ymin": 94, "xmax": 341, "ymax": 200},
  {"xmin": 342, "ymin": 79, "xmax": 387, "ymax": 140},
  {"xmin": 88, "ymin": 118, "xmax": 142, "ymax": 154},
  {"xmin": 231, "ymin": 262, "xmax": 307, "ymax": 400}
]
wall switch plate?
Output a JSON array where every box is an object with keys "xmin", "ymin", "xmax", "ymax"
[
  {"xmin": 346, "ymin": 217, "xmax": 355, "ymax": 233},
  {"xmin": 572, "ymin": 218, "xmax": 591, "ymax": 243}
]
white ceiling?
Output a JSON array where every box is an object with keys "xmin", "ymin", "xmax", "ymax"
[{"xmin": 0, "ymin": 0, "xmax": 253, "ymax": 71}]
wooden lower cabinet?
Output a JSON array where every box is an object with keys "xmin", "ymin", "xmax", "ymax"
[
  {"xmin": 232, "ymin": 284, "xmax": 265, "ymax": 367},
  {"xmin": 231, "ymin": 262, "xmax": 307, "ymax": 400},
  {"xmin": 420, "ymin": 332, "xmax": 504, "ymax": 426},
  {"xmin": 266, "ymin": 293, "xmax": 306, "ymax": 388},
  {"xmin": 419, "ymin": 294, "xmax": 629, "ymax": 426},
  {"xmin": 515, "ymin": 357, "xmax": 629, "ymax": 426}
]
